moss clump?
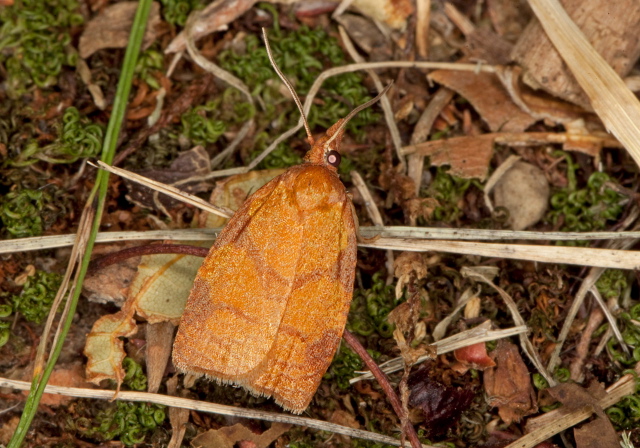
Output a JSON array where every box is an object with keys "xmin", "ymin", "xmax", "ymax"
[
  {"xmin": 9, "ymin": 107, "xmax": 104, "ymax": 167},
  {"xmin": 159, "ymin": 0, "xmax": 206, "ymax": 27},
  {"xmin": 0, "ymin": 0, "xmax": 82, "ymax": 98},
  {"xmin": 218, "ymin": 21, "xmax": 379, "ymax": 167},
  {"xmin": 547, "ymin": 151, "xmax": 625, "ymax": 236},
  {"xmin": 11, "ymin": 270, "xmax": 63, "ymax": 324}
]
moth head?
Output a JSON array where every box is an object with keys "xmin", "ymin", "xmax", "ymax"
[{"xmin": 262, "ymin": 28, "xmax": 392, "ymax": 172}]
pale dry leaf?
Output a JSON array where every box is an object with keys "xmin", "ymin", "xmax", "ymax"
[
  {"xmin": 79, "ymin": 1, "xmax": 161, "ymax": 58},
  {"xmin": 351, "ymin": 0, "xmax": 414, "ymax": 29},
  {"xmin": 84, "ymin": 306, "xmax": 138, "ymax": 385}
]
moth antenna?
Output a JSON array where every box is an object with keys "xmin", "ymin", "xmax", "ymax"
[
  {"xmin": 262, "ymin": 28, "xmax": 313, "ymax": 143},
  {"xmin": 324, "ymin": 82, "xmax": 394, "ymax": 148}
]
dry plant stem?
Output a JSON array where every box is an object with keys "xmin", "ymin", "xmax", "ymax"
[
  {"xmin": 88, "ymin": 244, "xmax": 209, "ymax": 273},
  {"xmin": 342, "ymin": 330, "xmax": 423, "ymax": 448},
  {"xmin": 352, "ymin": 323, "xmax": 529, "ymax": 383},
  {"xmin": 416, "ymin": 0, "xmax": 431, "ymax": 58},
  {"xmin": 463, "ymin": 268, "xmax": 554, "ymax": 385},
  {"xmin": 408, "ymin": 87, "xmax": 454, "ymax": 194},
  {"xmin": 569, "ymin": 307, "xmax": 604, "ymax": 382},
  {"xmin": 589, "ymin": 286, "xmax": 627, "ymax": 355},
  {"xmin": 338, "ymin": 26, "xmax": 405, "ymax": 170},
  {"xmin": 93, "ymin": 161, "xmax": 232, "ymax": 219},
  {"xmin": 9, "ymin": 226, "xmax": 640, "ymax": 255},
  {"xmin": 34, "ymin": 199, "xmax": 95, "ymax": 376},
  {"xmin": 526, "ymin": 0, "xmax": 640, "ymax": 169},
  {"xmin": 351, "ymin": 170, "xmax": 395, "ymax": 284},
  {"xmin": 0, "ymin": 378, "xmax": 415, "ymax": 448},
  {"xmin": 401, "ymin": 131, "xmax": 623, "ymax": 155},
  {"xmin": 547, "ymin": 236, "xmax": 638, "ymax": 372}
]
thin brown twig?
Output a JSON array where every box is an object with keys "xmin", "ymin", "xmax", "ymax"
[{"xmin": 343, "ymin": 329, "xmax": 423, "ymax": 448}]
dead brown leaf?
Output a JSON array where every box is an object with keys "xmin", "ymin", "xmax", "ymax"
[
  {"xmin": 404, "ymin": 134, "xmax": 495, "ymax": 180},
  {"xmin": 79, "ymin": 1, "xmax": 161, "ymax": 58},
  {"xmin": 483, "ymin": 340, "xmax": 537, "ymax": 424},
  {"xmin": 547, "ymin": 382, "xmax": 618, "ymax": 448},
  {"xmin": 429, "ymin": 70, "xmax": 537, "ymax": 133},
  {"xmin": 191, "ymin": 423, "xmax": 291, "ymax": 448}
]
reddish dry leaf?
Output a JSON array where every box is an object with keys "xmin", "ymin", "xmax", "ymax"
[
  {"xmin": 191, "ymin": 423, "xmax": 291, "ymax": 448},
  {"xmin": 408, "ymin": 363, "xmax": 474, "ymax": 435},
  {"xmin": 83, "ymin": 243, "xmax": 141, "ymax": 306},
  {"xmin": 79, "ymin": 1, "xmax": 161, "ymax": 58},
  {"xmin": 483, "ymin": 340, "xmax": 537, "ymax": 424},
  {"xmin": 429, "ymin": 70, "xmax": 536, "ymax": 133},
  {"xmin": 404, "ymin": 134, "xmax": 495, "ymax": 180},
  {"xmin": 454, "ymin": 342, "xmax": 496, "ymax": 370},
  {"xmin": 22, "ymin": 363, "xmax": 95, "ymax": 406}
]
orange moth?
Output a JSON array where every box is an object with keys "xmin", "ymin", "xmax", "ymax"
[{"xmin": 172, "ymin": 29, "xmax": 391, "ymax": 413}]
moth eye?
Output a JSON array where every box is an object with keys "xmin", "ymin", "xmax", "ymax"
[{"xmin": 327, "ymin": 150, "xmax": 341, "ymax": 167}]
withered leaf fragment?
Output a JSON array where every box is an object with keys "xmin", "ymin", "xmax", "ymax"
[{"xmin": 483, "ymin": 340, "xmax": 537, "ymax": 424}]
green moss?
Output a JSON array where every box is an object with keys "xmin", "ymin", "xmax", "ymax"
[
  {"xmin": 606, "ymin": 370, "xmax": 640, "ymax": 430},
  {"xmin": 159, "ymin": 0, "xmax": 206, "ymax": 27},
  {"xmin": 425, "ymin": 167, "xmax": 479, "ymax": 223},
  {"xmin": 135, "ymin": 47, "xmax": 165, "ymax": 90},
  {"xmin": 0, "ymin": 189, "xmax": 46, "ymax": 238},
  {"xmin": 180, "ymin": 89, "xmax": 255, "ymax": 147},
  {"xmin": 0, "ymin": 0, "xmax": 82, "ymax": 98},
  {"xmin": 0, "ymin": 302, "xmax": 12, "ymax": 347},
  {"xmin": 596, "ymin": 269, "xmax": 628, "ymax": 300},
  {"xmin": 218, "ymin": 22, "xmax": 379, "ymax": 167},
  {"xmin": 84, "ymin": 401, "xmax": 166, "ymax": 445},
  {"xmin": 348, "ymin": 273, "xmax": 401, "ymax": 339},
  {"xmin": 324, "ymin": 344, "xmax": 364, "ymax": 390},
  {"xmin": 122, "ymin": 357, "xmax": 148, "ymax": 391},
  {"xmin": 11, "ymin": 270, "xmax": 62, "ymax": 324},
  {"xmin": 546, "ymin": 152, "xmax": 625, "ymax": 235},
  {"xmin": 9, "ymin": 107, "xmax": 104, "ymax": 167}
]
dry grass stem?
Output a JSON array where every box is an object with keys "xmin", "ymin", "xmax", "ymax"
[
  {"xmin": 351, "ymin": 322, "xmax": 529, "ymax": 383},
  {"xmin": 0, "ymin": 377, "xmax": 430, "ymax": 448},
  {"xmin": 92, "ymin": 161, "xmax": 232, "ymax": 218},
  {"xmin": 527, "ymin": 0, "xmax": 640, "ymax": 169}
]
